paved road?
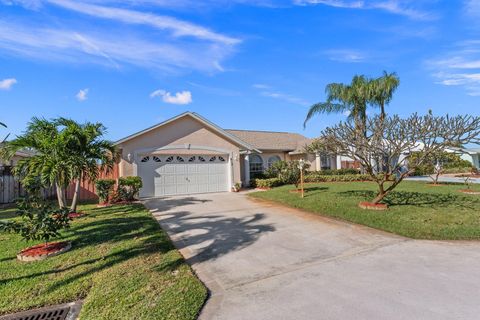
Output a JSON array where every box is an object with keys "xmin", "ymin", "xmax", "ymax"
[
  {"xmin": 405, "ymin": 176, "xmax": 480, "ymax": 184},
  {"xmin": 144, "ymin": 193, "xmax": 480, "ymax": 320}
]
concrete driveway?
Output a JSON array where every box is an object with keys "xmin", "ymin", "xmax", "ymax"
[{"xmin": 144, "ymin": 193, "xmax": 480, "ymax": 320}]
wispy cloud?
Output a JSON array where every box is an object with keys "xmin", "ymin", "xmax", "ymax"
[
  {"xmin": 0, "ymin": 1, "xmax": 240, "ymax": 73},
  {"xmin": 293, "ymin": 0, "xmax": 436, "ymax": 20},
  {"xmin": 428, "ymin": 40, "xmax": 480, "ymax": 96},
  {"xmin": 150, "ymin": 89, "xmax": 193, "ymax": 104},
  {"xmin": 323, "ymin": 49, "xmax": 367, "ymax": 63},
  {"xmin": 253, "ymin": 84, "xmax": 309, "ymax": 106},
  {"xmin": 0, "ymin": 78, "xmax": 17, "ymax": 90},
  {"xmin": 76, "ymin": 88, "xmax": 89, "ymax": 101}
]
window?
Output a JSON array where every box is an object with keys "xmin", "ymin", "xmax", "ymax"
[
  {"xmin": 198, "ymin": 156, "xmax": 206, "ymax": 162},
  {"xmin": 218, "ymin": 156, "xmax": 226, "ymax": 162},
  {"xmin": 165, "ymin": 156, "xmax": 174, "ymax": 163},
  {"xmin": 188, "ymin": 156, "xmax": 196, "ymax": 162},
  {"xmin": 249, "ymin": 154, "xmax": 263, "ymax": 177},
  {"xmin": 267, "ymin": 155, "xmax": 281, "ymax": 168},
  {"xmin": 153, "ymin": 156, "xmax": 161, "ymax": 163},
  {"xmin": 209, "ymin": 156, "xmax": 217, "ymax": 162},
  {"xmin": 141, "ymin": 156, "xmax": 150, "ymax": 163},
  {"xmin": 320, "ymin": 154, "xmax": 331, "ymax": 170},
  {"xmin": 176, "ymin": 156, "xmax": 185, "ymax": 162}
]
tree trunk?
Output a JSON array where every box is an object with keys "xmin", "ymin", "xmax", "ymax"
[
  {"xmin": 380, "ymin": 102, "xmax": 385, "ymax": 122},
  {"xmin": 70, "ymin": 176, "xmax": 81, "ymax": 213},
  {"xmin": 372, "ymin": 183, "xmax": 386, "ymax": 204},
  {"xmin": 56, "ymin": 183, "xmax": 67, "ymax": 208}
]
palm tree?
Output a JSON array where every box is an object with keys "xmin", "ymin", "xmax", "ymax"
[
  {"xmin": 57, "ymin": 118, "xmax": 117, "ymax": 213},
  {"xmin": 1, "ymin": 118, "xmax": 74, "ymax": 208},
  {"xmin": 304, "ymin": 75, "xmax": 371, "ymax": 135},
  {"xmin": 369, "ymin": 71, "xmax": 400, "ymax": 121}
]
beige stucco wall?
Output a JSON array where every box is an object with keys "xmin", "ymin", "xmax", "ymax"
[
  {"xmin": 288, "ymin": 153, "xmax": 318, "ymax": 171},
  {"xmin": 116, "ymin": 116, "xmax": 244, "ymax": 186},
  {"xmin": 0, "ymin": 155, "xmax": 25, "ymax": 167}
]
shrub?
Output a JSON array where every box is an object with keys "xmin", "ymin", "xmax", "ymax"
[
  {"xmin": 304, "ymin": 173, "xmax": 372, "ymax": 183},
  {"xmin": 316, "ymin": 168, "xmax": 360, "ymax": 175},
  {"xmin": 117, "ymin": 176, "xmax": 143, "ymax": 202},
  {"xmin": 95, "ymin": 179, "xmax": 116, "ymax": 204},
  {"xmin": 265, "ymin": 160, "xmax": 310, "ymax": 188},
  {"xmin": 0, "ymin": 198, "xmax": 70, "ymax": 242},
  {"xmin": 254, "ymin": 178, "xmax": 283, "ymax": 189}
]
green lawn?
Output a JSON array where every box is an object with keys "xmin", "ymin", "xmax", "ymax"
[
  {"xmin": 0, "ymin": 203, "xmax": 207, "ymax": 319},
  {"xmin": 249, "ymin": 181, "xmax": 480, "ymax": 240}
]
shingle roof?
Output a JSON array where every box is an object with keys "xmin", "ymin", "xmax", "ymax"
[{"xmin": 226, "ymin": 129, "xmax": 312, "ymax": 152}]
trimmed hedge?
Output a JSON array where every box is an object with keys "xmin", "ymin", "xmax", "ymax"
[
  {"xmin": 313, "ymin": 168, "xmax": 360, "ymax": 176},
  {"xmin": 304, "ymin": 173, "xmax": 372, "ymax": 183},
  {"xmin": 252, "ymin": 174, "xmax": 371, "ymax": 189},
  {"xmin": 251, "ymin": 178, "xmax": 282, "ymax": 188}
]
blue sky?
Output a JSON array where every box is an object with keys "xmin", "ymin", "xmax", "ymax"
[{"xmin": 1, "ymin": 0, "xmax": 479, "ymax": 141}]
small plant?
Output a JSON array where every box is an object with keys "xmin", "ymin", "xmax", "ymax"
[
  {"xmin": 0, "ymin": 197, "xmax": 70, "ymax": 243},
  {"xmin": 117, "ymin": 176, "xmax": 143, "ymax": 202},
  {"xmin": 95, "ymin": 179, "xmax": 116, "ymax": 204},
  {"xmin": 232, "ymin": 182, "xmax": 242, "ymax": 192},
  {"xmin": 266, "ymin": 160, "xmax": 310, "ymax": 189}
]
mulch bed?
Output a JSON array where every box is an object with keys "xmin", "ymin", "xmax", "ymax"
[
  {"xmin": 17, "ymin": 241, "xmax": 72, "ymax": 262},
  {"xmin": 459, "ymin": 189, "xmax": 480, "ymax": 195},
  {"xmin": 358, "ymin": 201, "xmax": 388, "ymax": 211},
  {"xmin": 68, "ymin": 212, "xmax": 85, "ymax": 219},
  {"xmin": 426, "ymin": 183, "xmax": 446, "ymax": 187}
]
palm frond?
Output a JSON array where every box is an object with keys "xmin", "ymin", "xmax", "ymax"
[{"xmin": 304, "ymin": 102, "xmax": 347, "ymax": 128}]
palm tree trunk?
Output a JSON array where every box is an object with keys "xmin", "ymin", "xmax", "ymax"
[
  {"xmin": 70, "ymin": 174, "xmax": 82, "ymax": 213},
  {"xmin": 55, "ymin": 182, "xmax": 67, "ymax": 208}
]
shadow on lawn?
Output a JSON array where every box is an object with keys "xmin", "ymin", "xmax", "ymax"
[
  {"xmin": 1, "ymin": 197, "xmax": 275, "ymax": 289},
  {"xmin": 338, "ymin": 190, "xmax": 480, "ymax": 209}
]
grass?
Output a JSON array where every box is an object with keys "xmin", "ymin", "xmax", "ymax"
[
  {"xmin": 249, "ymin": 181, "xmax": 480, "ymax": 240},
  {"xmin": 0, "ymin": 203, "xmax": 207, "ymax": 319}
]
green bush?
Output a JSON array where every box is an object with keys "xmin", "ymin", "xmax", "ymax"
[
  {"xmin": 117, "ymin": 176, "xmax": 143, "ymax": 202},
  {"xmin": 315, "ymin": 168, "xmax": 360, "ymax": 175},
  {"xmin": 253, "ymin": 178, "xmax": 283, "ymax": 189},
  {"xmin": 265, "ymin": 160, "xmax": 310, "ymax": 188},
  {"xmin": 410, "ymin": 151, "xmax": 474, "ymax": 176},
  {"xmin": 0, "ymin": 198, "xmax": 70, "ymax": 242},
  {"xmin": 95, "ymin": 179, "xmax": 116, "ymax": 204},
  {"xmin": 304, "ymin": 173, "xmax": 372, "ymax": 183}
]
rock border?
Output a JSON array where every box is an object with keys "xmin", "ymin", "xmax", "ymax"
[{"xmin": 17, "ymin": 241, "xmax": 72, "ymax": 262}]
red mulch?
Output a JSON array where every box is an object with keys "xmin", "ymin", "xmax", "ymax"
[
  {"xmin": 358, "ymin": 201, "xmax": 388, "ymax": 211},
  {"xmin": 426, "ymin": 184, "xmax": 446, "ymax": 187},
  {"xmin": 459, "ymin": 189, "xmax": 480, "ymax": 195},
  {"xmin": 68, "ymin": 212, "xmax": 85, "ymax": 219},
  {"xmin": 19, "ymin": 242, "xmax": 70, "ymax": 257}
]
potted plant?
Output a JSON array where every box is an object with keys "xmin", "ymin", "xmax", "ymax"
[{"xmin": 232, "ymin": 182, "xmax": 242, "ymax": 192}]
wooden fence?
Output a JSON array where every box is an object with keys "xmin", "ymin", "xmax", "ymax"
[
  {"xmin": 0, "ymin": 166, "xmax": 56, "ymax": 204},
  {"xmin": 0, "ymin": 164, "xmax": 119, "ymax": 203},
  {"xmin": 65, "ymin": 164, "xmax": 120, "ymax": 200}
]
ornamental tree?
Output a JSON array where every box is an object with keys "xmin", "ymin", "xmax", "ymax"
[{"xmin": 320, "ymin": 112, "xmax": 480, "ymax": 205}]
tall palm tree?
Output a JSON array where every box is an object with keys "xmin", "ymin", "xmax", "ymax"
[
  {"xmin": 304, "ymin": 75, "xmax": 371, "ymax": 135},
  {"xmin": 1, "ymin": 118, "xmax": 74, "ymax": 208},
  {"xmin": 369, "ymin": 71, "xmax": 400, "ymax": 121},
  {"xmin": 57, "ymin": 118, "xmax": 117, "ymax": 213}
]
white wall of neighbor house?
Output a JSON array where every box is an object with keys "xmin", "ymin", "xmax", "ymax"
[
  {"xmin": 117, "ymin": 116, "xmax": 243, "ymax": 187},
  {"xmin": 460, "ymin": 153, "xmax": 480, "ymax": 169}
]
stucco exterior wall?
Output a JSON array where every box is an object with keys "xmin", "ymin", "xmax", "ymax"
[{"xmin": 116, "ymin": 116, "xmax": 243, "ymax": 186}]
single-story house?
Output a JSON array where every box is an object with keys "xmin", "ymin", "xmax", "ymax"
[
  {"xmin": 460, "ymin": 148, "xmax": 480, "ymax": 169},
  {"xmin": 115, "ymin": 111, "xmax": 340, "ymax": 198},
  {"xmin": 0, "ymin": 148, "xmax": 34, "ymax": 167}
]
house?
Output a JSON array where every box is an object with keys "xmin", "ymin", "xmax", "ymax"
[
  {"xmin": 115, "ymin": 111, "xmax": 338, "ymax": 198},
  {"xmin": 0, "ymin": 148, "xmax": 34, "ymax": 167},
  {"xmin": 460, "ymin": 148, "xmax": 480, "ymax": 169}
]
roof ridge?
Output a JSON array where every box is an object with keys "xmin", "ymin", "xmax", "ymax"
[{"xmin": 226, "ymin": 128, "xmax": 305, "ymax": 135}]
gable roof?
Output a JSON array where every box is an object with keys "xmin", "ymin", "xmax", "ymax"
[
  {"xmin": 115, "ymin": 111, "xmax": 259, "ymax": 152},
  {"xmin": 226, "ymin": 129, "xmax": 311, "ymax": 152}
]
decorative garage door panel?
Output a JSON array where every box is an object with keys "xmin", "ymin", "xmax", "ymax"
[{"xmin": 138, "ymin": 155, "xmax": 229, "ymax": 197}]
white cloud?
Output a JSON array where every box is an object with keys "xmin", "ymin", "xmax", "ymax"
[
  {"xmin": 76, "ymin": 88, "xmax": 89, "ymax": 101},
  {"xmin": 0, "ymin": 78, "xmax": 17, "ymax": 90},
  {"xmin": 324, "ymin": 49, "xmax": 366, "ymax": 63},
  {"xmin": 46, "ymin": 0, "xmax": 240, "ymax": 45},
  {"xmin": 428, "ymin": 40, "xmax": 480, "ymax": 96},
  {"xmin": 150, "ymin": 89, "xmax": 192, "ymax": 105},
  {"xmin": 293, "ymin": 0, "xmax": 435, "ymax": 20},
  {"xmin": 0, "ymin": 20, "xmax": 233, "ymax": 73},
  {"xmin": 253, "ymin": 84, "xmax": 309, "ymax": 106}
]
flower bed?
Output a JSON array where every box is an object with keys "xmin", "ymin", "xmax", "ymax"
[{"xmin": 17, "ymin": 241, "xmax": 72, "ymax": 262}]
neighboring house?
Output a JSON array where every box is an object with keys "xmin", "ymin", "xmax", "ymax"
[
  {"xmin": 115, "ymin": 112, "xmax": 338, "ymax": 198},
  {"xmin": 0, "ymin": 148, "xmax": 34, "ymax": 167},
  {"xmin": 459, "ymin": 148, "xmax": 480, "ymax": 169}
]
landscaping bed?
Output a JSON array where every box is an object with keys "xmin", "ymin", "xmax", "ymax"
[
  {"xmin": 0, "ymin": 203, "xmax": 207, "ymax": 319},
  {"xmin": 249, "ymin": 181, "xmax": 480, "ymax": 240}
]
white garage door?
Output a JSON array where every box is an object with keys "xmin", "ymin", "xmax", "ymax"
[{"xmin": 137, "ymin": 154, "xmax": 229, "ymax": 197}]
